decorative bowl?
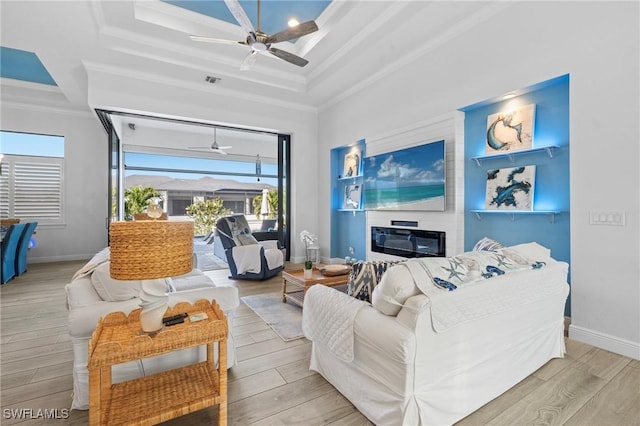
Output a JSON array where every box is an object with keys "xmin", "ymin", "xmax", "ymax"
[{"xmin": 319, "ymin": 264, "xmax": 351, "ymax": 276}]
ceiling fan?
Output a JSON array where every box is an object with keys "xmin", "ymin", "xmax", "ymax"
[
  {"xmin": 189, "ymin": 0, "xmax": 319, "ymax": 70},
  {"xmin": 188, "ymin": 128, "xmax": 232, "ymax": 155}
]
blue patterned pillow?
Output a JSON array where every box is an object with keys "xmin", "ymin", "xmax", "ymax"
[{"xmin": 347, "ymin": 260, "xmax": 404, "ymax": 302}]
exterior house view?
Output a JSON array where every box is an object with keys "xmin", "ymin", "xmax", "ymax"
[
  {"xmin": 124, "ymin": 174, "xmax": 276, "ymax": 220},
  {"xmin": 1, "ymin": 1, "xmax": 638, "ymax": 425}
]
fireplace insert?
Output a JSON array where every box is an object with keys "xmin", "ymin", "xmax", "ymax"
[{"xmin": 371, "ymin": 226, "xmax": 445, "ymax": 258}]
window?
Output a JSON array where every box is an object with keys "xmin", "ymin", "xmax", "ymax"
[{"xmin": 0, "ymin": 131, "xmax": 64, "ymax": 224}]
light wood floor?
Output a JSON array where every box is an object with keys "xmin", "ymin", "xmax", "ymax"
[{"xmin": 1, "ymin": 260, "xmax": 638, "ymax": 425}]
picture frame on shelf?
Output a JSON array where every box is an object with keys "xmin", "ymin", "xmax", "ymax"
[
  {"xmin": 486, "ymin": 103, "xmax": 536, "ymax": 155},
  {"xmin": 343, "ymin": 184, "xmax": 362, "ymax": 210},
  {"xmin": 485, "ymin": 165, "xmax": 536, "ymax": 211},
  {"xmin": 343, "ymin": 149, "xmax": 361, "ymax": 178}
]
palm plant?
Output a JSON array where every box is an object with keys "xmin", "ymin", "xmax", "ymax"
[{"xmin": 124, "ymin": 186, "xmax": 161, "ymax": 220}]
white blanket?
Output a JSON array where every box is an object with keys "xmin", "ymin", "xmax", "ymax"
[
  {"xmin": 302, "ymin": 285, "xmax": 368, "ymax": 362},
  {"xmin": 232, "ymin": 245, "xmax": 263, "ymax": 274},
  {"xmin": 231, "ymin": 243, "xmax": 283, "ymax": 274},
  {"xmin": 405, "ymin": 258, "xmax": 568, "ymax": 332}
]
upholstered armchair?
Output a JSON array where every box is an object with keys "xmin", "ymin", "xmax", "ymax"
[{"xmin": 215, "ymin": 214, "xmax": 284, "ymax": 280}]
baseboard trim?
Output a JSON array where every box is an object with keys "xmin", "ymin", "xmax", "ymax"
[
  {"xmin": 30, "ymin": 254, "xmax": 93, "ymax": 264},
  {"xmin": 569, "ymin": 324, "xmax": 640, "ymax": 360}
]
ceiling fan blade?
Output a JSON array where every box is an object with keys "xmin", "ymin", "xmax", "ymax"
[
  {"xmin": 189, "ymin": 35, "xmax": 246, "ymax": 46},
  {"xmin": 268, "ymin": 47, "xmax": 309, "ymax": 67},
  {"xmin": 224, "ymin": 0, "xmax": 255, "ymax": 36},
  {"xmin": 218, "ymin": 146, "xmax": 233, "ymax": 150},
  {"xmin": 266, "ymin": 20, "xmax": 319, "ymax": 44},
  {"xmin": 187, "ymin": 146, "xmax": 213, "ymax": 151},
  {"xmin": 240, "ymin": 51, "xmax": 258, "ymax": 71},
  {"xmin": 212, "ymin": 149, "xmax": 228, "ymax": 155}
]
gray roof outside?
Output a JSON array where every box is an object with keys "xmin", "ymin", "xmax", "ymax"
[{"xmin": 125, "ymin": 174, "xmax": 275, "ymax": 193}]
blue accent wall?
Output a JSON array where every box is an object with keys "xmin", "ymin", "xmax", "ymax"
[
  {"xmin": 331, "ymin": 140, "xmax": 366, "ymax": 261},
  {"xmin": 463, "ymin": 75, "xmax": 571, "ymax": 314}
]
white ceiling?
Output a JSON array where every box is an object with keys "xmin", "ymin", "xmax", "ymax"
[{"xmin": 1, "ymin": 0, "xmax": 508, "ymax": 141}]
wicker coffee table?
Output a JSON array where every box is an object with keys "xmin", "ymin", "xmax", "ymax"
[{"xmin": 282, "ymin": 267, "xmax": 350, "ymax": 307}]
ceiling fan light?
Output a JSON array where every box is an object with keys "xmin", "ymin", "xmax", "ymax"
[{"xmin": 251, "ymin": 42, "xmax": 267, "ymax": 52}]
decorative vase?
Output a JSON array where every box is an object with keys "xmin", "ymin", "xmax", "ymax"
[
  {"xmin": 138, "ymin": 279, "xmax": 169, "ymax": 333},
  {"xmin": 303, "ymin": 260, "xmax": 313, "ymax": 279}
]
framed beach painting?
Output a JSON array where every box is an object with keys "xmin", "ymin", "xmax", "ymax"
[
  {"xmin": 485, "ymin": 165, "xmax": 536, "ymax": 210},
  {"xmin": 486, "ymin": 103, "xmax": 536, "ymax": 155},
  {"xmin": 363, "ymin": 140, "xmax": 445, "ymax": 211}
]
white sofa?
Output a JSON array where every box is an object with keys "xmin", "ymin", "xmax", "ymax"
[
  {"xmin": 65, "ymin": 248, "xmax": 240, "ymax": 411},
  {"xmin": 303, "ymin": 242, "xmax": 570, "ymax": 425}
]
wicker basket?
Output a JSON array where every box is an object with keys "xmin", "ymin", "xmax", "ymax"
[{"xmin": 109, "ymin": 220, "xmax": 194, "ymax": 280}]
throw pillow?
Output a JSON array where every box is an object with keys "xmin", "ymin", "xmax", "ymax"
[
  {"xmin": 371, "ymin": 263, "xmax": 421, "ymax": 316},
  {"xmin": 90, "ymin": 262, "xmax": 141, "ymax": 301},
  {"xmin": 237, "ymin": 233, "xmax": 259, "ymax": 246},
  {"xmin": 347, "ymin": 260, "xmax": 404, "ymax": 302},
  {"xmin": 472, "ymin": 237, "xmax": 504, "ymax": 252}
]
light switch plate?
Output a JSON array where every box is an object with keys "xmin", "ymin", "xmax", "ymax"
[{"xmin": 589, "ymin": 210, "xmax": 625, "ymax": 226}]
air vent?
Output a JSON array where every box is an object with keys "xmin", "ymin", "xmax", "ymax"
[{"xmin": 205, "ymin": 76, "xmax": 220, "ymax": 84}]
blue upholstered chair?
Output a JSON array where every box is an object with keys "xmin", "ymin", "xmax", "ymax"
[
  {"xmin": 1, "ymin": 223, "xmax": 26, "ymax": 284},
  {"xmin": 215, "ymin": 214, "xmax": 284, "ymax": 280},
  {"xmin": 16, "ymin": 222, "xmax": 37, "ymax": 276}
]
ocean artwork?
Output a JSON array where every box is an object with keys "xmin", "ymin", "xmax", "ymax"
[
  {"xmin": 485, "ymin": 165, "xmax": 536, "ymax": 210},
  {"xmin": 363, "ymin": 140, "xmax": 445, "ymax": 211},
  {"xmin": 486, "ymin": 104, "xmax": 535, "ymax": 154},
  {"xmin": 343, "ymin": 184, "xmax": 362, "ymax": 210}
]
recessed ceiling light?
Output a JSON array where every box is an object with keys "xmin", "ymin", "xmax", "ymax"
[
  {"xmin": 288, "ymin": 18, "xmax": 299, "ymax": 27},
  {"xmin": 502, "ymin": 92, "xmax": 517, "ymax": 100}
]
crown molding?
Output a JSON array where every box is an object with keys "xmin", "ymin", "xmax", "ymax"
[
  {"xmin": 1, "ymin": 98, "xmax": 92, "ymax": 118},
  {"xmin": 318, "ymin": 1, "xmax": 517, "ymax": 112},
  {"xmin": 0, "ymin": 77, "xmax": 61, "ymax": 93},
  {"xmin": 82, "ymin": 60, "xmax": 318, "ymax": 114},
  {"xmin": 97, "ymin": 23, "xmax": 308, "ymax": 94}
]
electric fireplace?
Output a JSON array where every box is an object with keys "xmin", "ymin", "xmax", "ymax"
[{"xmin": 371, "ymin": 226, "xmax": 445, "ymax": 258}]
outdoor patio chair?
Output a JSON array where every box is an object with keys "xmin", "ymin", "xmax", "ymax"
[{"xmin": 215, "ymin": 214, "xmax": 283, "ymax": 280}]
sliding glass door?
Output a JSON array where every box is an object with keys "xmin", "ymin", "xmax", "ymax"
[{"xmin": 96, "ymin": 110, "xmax": 290, "ymax": 258}]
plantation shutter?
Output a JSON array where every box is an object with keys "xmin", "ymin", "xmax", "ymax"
[
  {"xmin": 0, "ymin": 162, "xmax": 9, "ymax": 218},
  {"xmin": 1, "ymin": 155, "xmax": 63, "ymax": 224}
]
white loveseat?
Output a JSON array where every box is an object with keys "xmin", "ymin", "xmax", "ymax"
[
  {"xmin": 65, "ymin": 248, "xmax": 240, "ymax": 410},
  {"xmin": 303, "ymin": 242, "xmax": 570, "ymax": 425}
]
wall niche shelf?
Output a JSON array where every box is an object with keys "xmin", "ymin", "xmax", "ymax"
[
  {"xmin": 338, "ymin": 174, "xmax": 362, "ymax": 181},
  {"xmin": 471, "ymin": 145, "xmax": 559, "ymax": 166},
  {"xmin": 470, "ymin": 209, "xmax": 561, "ymax": 223}
]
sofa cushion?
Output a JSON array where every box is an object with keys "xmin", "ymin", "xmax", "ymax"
[
  {"xmin": 220, "ymin": 215, "xmax": 253, "ymax": 246},
  {"xmin": 347, "ymin": 260, "xmax": 404, "ymax": 302},
  {"xmin": 90, "ymin": 262, "xmax": 141, "ymax": 301}
]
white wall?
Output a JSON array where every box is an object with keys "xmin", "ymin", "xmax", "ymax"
[
  {"xmin": 1, "ymin": 99, "xmax": 109, "ymax": 262},
  {"xmin": 317, "ymin": 2, "xmax": 639, "ymax": 358}
]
